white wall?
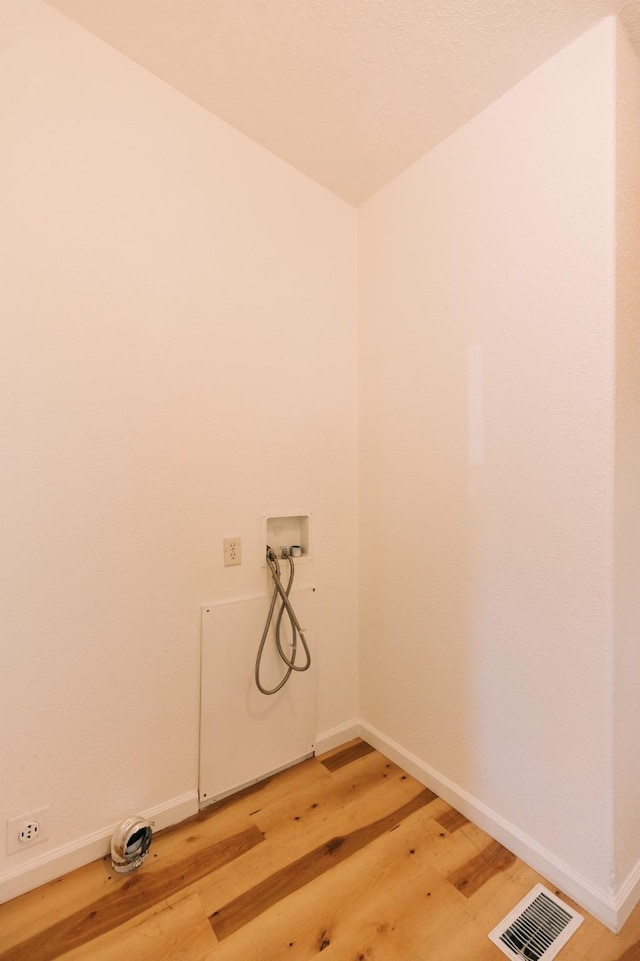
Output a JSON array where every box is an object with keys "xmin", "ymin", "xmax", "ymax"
[
  {"xmin": 3, "ymin": 0, "xmax": 640, "ymax": 930},
  {"xmin": 614, "ymin": 22, "xmax": 640, "ymax": 906},
  {"xmin": 359, "ymin": 18, "xmax": 618, "ymax": 910},
  {"xmin": 0, "ymin": 0, "xmax": 358, "ymax": 896}
]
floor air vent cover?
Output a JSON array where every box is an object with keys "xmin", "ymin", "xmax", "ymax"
[{"xmin": 489, "ymin": 884, "xmax": 583, "ymax": 961}]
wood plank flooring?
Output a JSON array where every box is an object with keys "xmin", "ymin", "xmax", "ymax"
[{"xmin": 2, "ymin": 739, "xmax": 640, "ymax": 960}]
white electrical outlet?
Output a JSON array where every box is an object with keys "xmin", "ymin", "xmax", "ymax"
[
  {"xmin": 7, "ymin": 806, "xmax": 50, "ymax": 855},
  {"xmin": 223, "ymin": 537, "xmax": 241, "ymax": 566}
]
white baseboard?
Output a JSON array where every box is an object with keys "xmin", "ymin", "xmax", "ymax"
[
  {"xmin": 4, "ymin": 723, "xmax": 637, "ymax": 934},
  {"xmin": 0, "ymin": 791, "xmax": 198, "ymax": 907},
  {"xmin": 613, "ymin": 856, "xmax": 640, "ymax": 931},
  {"xmin": 314, "ymin": 718, "xmax": 360, "ymax": 755},
  {"xmin": 359, "ymin": 721, "xmax": 622, "ymax": 933},
  {"xmin": 0, "ymin": 716, "xmax": 358, "ymax": 908}
]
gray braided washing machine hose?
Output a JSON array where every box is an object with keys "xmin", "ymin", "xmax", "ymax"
[{"xmin": 255, "ymin": 546, "xmax": 312, "ymax": 695}]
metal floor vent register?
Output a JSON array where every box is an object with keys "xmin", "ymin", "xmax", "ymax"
[{"xmin": 488, "ymin": 884, "xmax": 583, "ymax": 961}]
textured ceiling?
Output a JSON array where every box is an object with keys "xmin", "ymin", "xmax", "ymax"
[{"xmin": 45, "ymin": 0, "xmax": 640, "ymax": 204}]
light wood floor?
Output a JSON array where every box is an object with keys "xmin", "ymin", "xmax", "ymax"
[{"xmin": 1, "ymin": 739, "xmax": 640, "ymax": 961}]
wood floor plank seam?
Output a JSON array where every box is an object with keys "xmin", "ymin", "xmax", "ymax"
[
  {"xmin": 2, "ymin": 743, "xmax": 638, "ymax": 961},
  {"xmin": 248, "ymin": 751, "xmax": 409, "ymax": 835},
  {"xmin": 209, "ymin": 786, "xmax": 437, "ymax": 940},
  {"xmin": 434, "ymin": 807, "xmax": 469, "ymax": 835},
  {"xmin": 319, "ymin": 740, "xmax": 375, "ymax": 772},
  {"xmin": 0, "ymin": 825, "xmax": 263, "ymax": 961},
  {"xmin": 446, "ymin": 838, "xmax": 516, "ymax": 898}
]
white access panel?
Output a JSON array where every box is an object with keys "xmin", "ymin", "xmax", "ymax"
[{"xmin": 199, "ymin": 587, "xmax": 317, "ymax": 805}]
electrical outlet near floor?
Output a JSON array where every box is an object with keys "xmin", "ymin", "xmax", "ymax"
[
  {"xmin": 6, "ymin": 806, "xmax": 50, "ymax": 855},
  {"xmin": 223, "ymin": 537, "xmax": 242, "ymax": 566},
  {"xmin": 7, "ymin": 804, "xmax": 49, "ymax": 854}
]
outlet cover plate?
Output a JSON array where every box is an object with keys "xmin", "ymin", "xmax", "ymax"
[
  {"xmin": 7, "ymin": 806, "xmax": 50, "ymax": 855},
  {"xmin": 223, "ymin": 537, "xmax": 241, "ymax": 566}
]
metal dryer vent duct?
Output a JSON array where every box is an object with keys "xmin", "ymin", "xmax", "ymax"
[{"xmin": 110, "ymin": 815, "xmax": 154, "ymax": 874}]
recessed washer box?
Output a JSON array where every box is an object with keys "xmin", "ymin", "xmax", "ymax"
[{"xmin": 263, "ymin": 512, "xmax": 311, "ymax": 562}]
